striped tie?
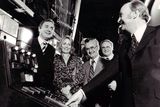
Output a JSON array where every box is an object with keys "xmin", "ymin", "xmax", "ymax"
[
  {"xmin": 88, "ymin": 60, "xmax": 95, "ymax": 82},
  {"xmin": 42, "ymin": 42, "xmax": 48, "ymax": 52},
  {"xmin": 128, "ymin": 35, "xmax": 138, "ymax": 57}
]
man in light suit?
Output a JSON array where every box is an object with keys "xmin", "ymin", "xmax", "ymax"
[
  {"xmin": 83, "ymin": 38, "xmax": 106, "ymax": 85},
  {"xmin": 82, "ymin": 38, "xmax": 116, "ymax": 107},
  {"xmin": 66, "ymin": 1, "xmax": 160, "ymax": 107}
]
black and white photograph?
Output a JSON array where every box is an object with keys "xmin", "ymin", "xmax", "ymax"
[{"xmin": 0, "ymin": 0, "xmax": 160, "ymax": 107}]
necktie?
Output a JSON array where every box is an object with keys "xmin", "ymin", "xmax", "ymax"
[
  {"xmin": 128, "ymin": 35, "xmax": 138, "ymax": 57},
  {"xmin": 42, "ymin": 42, "xmax": 48, "ymax": 52},
  {"xmin": 88, "ymin": 60, "xmax": 95, "ymax": 82}
]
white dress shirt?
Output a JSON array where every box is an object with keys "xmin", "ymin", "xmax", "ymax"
[
  {"xmin": 133, "ymin": 24, "xmax": 147, "ymax": 43},
  {"xmin": 38, "ymin": 36, "xmax": 48, "ymax": 51},
  {"xmin": 90, "ymin": 55, "xmax": 100, "ymax": 71}
]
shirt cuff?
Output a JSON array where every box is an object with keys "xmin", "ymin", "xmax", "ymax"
[{"xmin": 79, "ymin": 89, "xmax": 87, "ymax": 101}]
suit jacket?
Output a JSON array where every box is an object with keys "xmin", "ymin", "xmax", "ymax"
[
  {"xmin": 127, "ymin": 26, "xmax": 160, "ymax": 107},
  {"xmin": 31, "ymin": 38, "xmax": 55, "ymax": 90},
  {"xmin": 83, "ymin": 57, "xmax": 107, "ymax": 85},
  {"xmin": 82, "ymin": 25, "xmax": 160, "ymax": 107},
  {"xmin": 82, "ymin": 56, "xmax": 117, "ymax": 107},
  {"xmin": 82, "ymin": 55, "xmax": 119, "ymax": 95}
]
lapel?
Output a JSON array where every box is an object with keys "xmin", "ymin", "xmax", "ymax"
[
  {"xmin": 95, "ymin": 57, "xmax": 104, "ymax": 75},
  {"xmin": 86, "ymin": 61, "xmax": 91, "ymax": 75},
  {"xmin": 84, "ymin": 61, "xmax": 91, "ymax": 85},
  {"xmin": 34, "ymin": 39, "xmax": 54, "ymax": 55},
  {"xmin": 44, "ymin": 44, "xmax": 50, "ymax": 53},
  {"xmin": 83, "ymin": 57, "xmax": 105, "ymax": 85},
  {"xmin": 32, "ymin": 39, "xmax": 43, "ymax": 55},
  {"xmin": 84, "ymin": 57, "xmax": 104, "ymax": 75},
  {"xmin": 136, "ymin": 26, "xmax": 155, "ymax": 53},
  {"xmin": 128, "ymin": 26, "xmax": 156, "ymax": 59}
]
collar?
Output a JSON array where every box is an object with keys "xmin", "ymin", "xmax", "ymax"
[
  {"xmin": 133, "ymin": 24, "xmax": 147, "ymax": 43},
  {"xmin": 90, "ymin": 55, "xmax": 99, "ymax": 65},
  {"xmin": 104, "ymin": 54, "xmax": 114, "ymax": 60},
  {"xmin": 90, "ymin": 55, "xmax": 100, "ymax": 71},
  {"xmin": 38, "ymin": 36, "xmax": 48, "ymax": 48}
]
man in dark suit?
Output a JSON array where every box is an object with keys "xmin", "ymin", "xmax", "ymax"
[
  {"xmin": 8, "ymin": 19, "xmax": 56, "ymax": 107},
  {"xmin": 100, "ymin": 39, "xmax": 117, "ymax": 93},
  {"xmin": 31, "ymin": 19, "xmax": 55, "ymax": 90},
  {"xmin": 66, "ymin": 1, "xmax": 160, "ymax": 107},
  {"xmin": 100, "ymin": 39, "xmax": 120, "ymax": 107}
]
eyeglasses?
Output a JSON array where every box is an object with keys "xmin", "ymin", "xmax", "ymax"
[
  {"xmin": 86, "ymin": 46, "xmax": 97, "ymax": 51},
  {"xmin": 101, "ymin": 46, "xmax": 111, "ymax": 49}
]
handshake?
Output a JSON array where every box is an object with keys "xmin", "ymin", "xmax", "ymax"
[
  {"xmin": 65, "ymin": 80, "xmax": 117, "ymax": 107},
  {"xmin": 65, "ymin": 89, "xmax": 84, "ymax": 107}
]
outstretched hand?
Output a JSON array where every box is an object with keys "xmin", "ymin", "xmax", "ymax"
[{"xmin": 65, "ymin": 89, "xmax": 84, "ymax": 106}]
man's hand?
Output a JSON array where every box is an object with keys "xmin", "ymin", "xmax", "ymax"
[
  {"xmin": 108, "ymin": 80, "xmax": 117, "ymax": 91},
  {"xmin": 61, "ymin": 85, "xmax": 72, "ymax": 99},
  {"xmin": 68, "ymin": 101, "xmax": 79, "ymax": 107},
  {"xmin": 65, "ymin": 89, "xmax": 84, "ymax": 106}
]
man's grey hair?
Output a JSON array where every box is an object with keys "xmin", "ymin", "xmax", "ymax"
[{"xmin": 129, "ymin": 0, "xmax": 151, "ymax": 23}]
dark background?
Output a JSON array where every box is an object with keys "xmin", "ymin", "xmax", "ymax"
[
  {"xmin": 0, "ymin": 0, "xmax": 128, "ymax": 43},
  {"xmin": 78, "ymin": 0, "xmax": 127, "ymax": 42}
]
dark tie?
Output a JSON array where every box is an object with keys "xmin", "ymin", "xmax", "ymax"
[
  {"xmin": 88, "ymin": 60, "xmax": 95, "ymax": 82},
  {"xmin": 42, "ymin": 42, "xmax": 48, "ymax": 52},
  {"xmin": 128, "ymin": 35, "xmax": 138, "ymax": 57}
]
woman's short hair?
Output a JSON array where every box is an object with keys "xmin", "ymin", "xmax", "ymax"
[{"xmin": 58, "ymin": 35, "xmax": 75, "ymax": 54}]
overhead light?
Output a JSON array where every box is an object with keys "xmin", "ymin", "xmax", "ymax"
[
  {"xmin": 15, "ymin": 8, "xmax": 25, "ymax": 13},
  {"xmin": 11, "ymin": 0, "xmax": 34, "ymax": 17}
]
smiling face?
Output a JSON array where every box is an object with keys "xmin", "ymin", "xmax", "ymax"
[
  {"xmin": 39, "ymin": 21, "xmax": 55, "ymax": 41},
  {"xmin": 101, "ymin": 41, "xmax": 113, "ymax": 57},
  {"xmin": 117, "ymin": 3, "xmax": 136, "ymax": 34},
  {"xmin": 61, "ymin": 38, "xmax": 72, "ymax": 54},
  {"xmin": 85, "ymin": 39, "xmax": 99, "ymax": 59}
]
